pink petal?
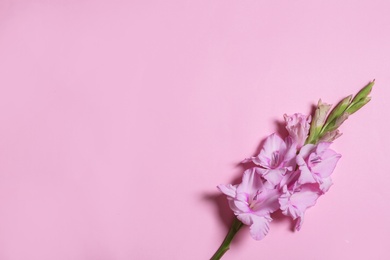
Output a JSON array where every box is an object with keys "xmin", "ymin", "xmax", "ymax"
[
  {"xmin": 237, "ymin": 168, "xmax": 263, "ymax": 195},
  {"xmin": 290, "ymin": 184, "xmax": 321, "ymax": 213},
  {"xmin": 296, "ymin": 155, "xmax": 316, "ymax": 185},
  {"xmin": 217, "ymin": 184, "xmax": 236, "ymax": 198},
  {"xmin": 251, "ymin": 188, "xmax": 281, "ymax": 215},
  {"xmin": 231, "ymin": 199, "xmax": 250, "ymax": 213},
  {"xmin": 237, "ymin": 213, "xmax": 252, "ymax": 226},
  {"xmin": 315, "ymin": 142, "xmax": 332, "ymax": 154},
  {"xmin": 249, "ymin": 215, "xmax": 272, "ymax": 240},
  {"xmin": 256, "ymin": 168, "xmax": 286, "ymax": 186},
  {"xmin": 311, "ymin": 150, "xmax": 341, "ymax": 178},
  {"xmin": 295, "ymin": 216, "xmax": 304, "ymax": 231},
  {"xmin": 259, "ymin": 133, "xmax": 287, "ymax": 168},
  {"xmin": 319, "ymin": 177, "xmax": 333, "ymax": 193},
  {"xmin": 298, "ymin": 144, "xmax": 315, "ymax": 159}
]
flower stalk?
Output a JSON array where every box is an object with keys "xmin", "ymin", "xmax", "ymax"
[{"xmin": 210, "ymin": 218, "xmax": 243, "ymax": 260}]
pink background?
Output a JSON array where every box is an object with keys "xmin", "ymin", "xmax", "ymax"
[{"xmin": 0, "ymin": 1, "xmax": 389, "ymax": 259}]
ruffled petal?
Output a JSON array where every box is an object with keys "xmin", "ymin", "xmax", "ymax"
[
  {"xmin": 249, "ymin": 215, "xmax": 272, "ymax": 240},
  {"xmin": 279, "ymin": 184, "xmax": 321, "ymax": 223}
]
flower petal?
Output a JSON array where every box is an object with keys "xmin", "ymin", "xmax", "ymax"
[
  {"xmin": 258, "ymin": 133, "xmax": 287, "ymax": 168},
  {"xmin": 256, "ymin": 168, "xmax": 286, "ymax": 187},
  {"xmin": 249, "ymin": 215, "xmax": 272, "ymax": 240},
  {"xmin": 319, "ymin": 177, "xmax": 333, "ymax": 193},
  {"xmin": 237, "ymin": 168, "xmax": 263, "ymax": 195},
  {"xmin": 217, "ymin": 184, "xmax": 236, "ymax": 198},
  {"xmin": 251, "ymin": 188, "xmax": 281, "ymax": 215},
  {"xmin": 312, "ymin": 149, "xmax": 341, "ymax": 178}
]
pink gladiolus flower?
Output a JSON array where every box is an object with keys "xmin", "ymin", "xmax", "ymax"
[
  {"xmin": 284, "ymin": 113, "xmax": 311, "ymax": 149},
  {"xmin": 296, "ymin": 142, "xmax": 341, "ymax": 192},
  {"xmin": 244, "ymin": 133, "xmax": 296, "ymax": 186},
  {"xmin": 279, "ymin": 183, "xmax": 321, "ymax": 231},
  {"xmin": 218, "ymin": 168, "xmax": 280, "ymax": 240}
]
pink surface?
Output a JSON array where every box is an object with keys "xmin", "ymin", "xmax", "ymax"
[{"xmin": 0, "ymin": 1, "xmax": 389, "ymax": 259}]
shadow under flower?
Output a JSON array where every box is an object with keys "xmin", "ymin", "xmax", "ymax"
[{"xmin": 271, "ymin": 209, "xmax": 296, "ymax": 232}]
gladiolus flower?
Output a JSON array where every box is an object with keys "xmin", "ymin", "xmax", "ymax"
[
  {"xmin": 279, "ymin": 183, "xmax": 321, "ymax": 230},
  {"xmin": 296, "ymin": 142, "xmax": 341, "ymax": 192},
  {"xmin": 218, "ymin": 168, "xmax": 280, "ymax": 240},
  {"xmin": 244, "ymin": 133, "xmax": 296, "ymax": 186}
]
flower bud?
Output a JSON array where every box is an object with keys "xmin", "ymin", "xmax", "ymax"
[
  {"xmin": 284, "ymin": 113, "xmax": 311, "ymax": 149},
  {"xmin": 306, "ymin": 99, "xmax": 332, "ymax": 144},
  {"xmin": 325, "ymin": 95, "xmax": 352, "ymax": 127},
  {"xmin": 346, "ymin": 97, "xmax": 371, "ymax": 114},
  {"xmin": 352, "ymin": 80, "xmax": 374, "ymax": 104}
]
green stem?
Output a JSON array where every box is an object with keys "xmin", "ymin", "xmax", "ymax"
[{"xmin": 210, "ymin": 218, "xmax": 243, "ymax": 260}]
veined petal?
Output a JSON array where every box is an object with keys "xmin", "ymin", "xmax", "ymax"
[
  {"xmin": 259, "ymin": 133, "xmax": 287, "ymax": 168},
  {"xmin": 251, "ymin": 188, "xmax": 281, "ymax": 215},
  {"xmin": 311, "ymin": 150, "xmax": 341, "ymax": 178},
  {"xmin": 296, "ymin": 156, "xmax": 316, "ymax": 185},
  {"xmin": 256, "ymin": 168, "xmax": 286, "ymax": 187},
  {"xmin": 279, "ymin": 170, "xmax": 300, "ymax": 189},
  {"xmin": 280, "ymin": 184, "xmax": 321, "ymax": 223},
  {"xmin": 290, "ymin": 184, "xmax": 321, "ymax": 213}
]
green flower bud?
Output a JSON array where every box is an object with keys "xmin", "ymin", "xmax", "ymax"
[
  {"xmin": 346, "ymin": 97, "xmax": 371, "ymax": 114},
  {"xmin": 351, "ymin": 80, "xmax": 374, "ymax": 104},
  {"xmin": 306, "ymin": 99, "xmax": 332, "ymax": 144},
  {"xmin": 325, "ymin": 95, "xmax": 353, "ymax": 127},
  {"xmin": 324, "ymin": 112, "xmax": 349, "ymax": 132}
]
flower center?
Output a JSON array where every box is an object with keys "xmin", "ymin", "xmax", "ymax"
[
  {"xmin": 271, "ymin": 151, "xmax": 280, "ymax": 168},
  {"xmin": 250, "ymin": 190, "xmax": 262, "ymax": 209}
]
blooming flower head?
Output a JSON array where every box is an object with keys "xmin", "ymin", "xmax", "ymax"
[
  {"xmin": 284, "ymin": 113, "xmax": 311, "ymax": 149},
  {"xmin": 244, "ymin": 133, "xmax": 296, "ymax": 186},
  {"xmin": 296, "ymin": 142, "xmax": 341, "ymax": 192},
  {"xmin": 218, "ymin": 168, "xmax": 280, "ymax": 240},
  {"xmin": 279, "ymin": 182, "xmax": 322, "ymax": 231}
]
